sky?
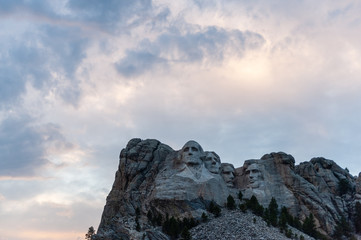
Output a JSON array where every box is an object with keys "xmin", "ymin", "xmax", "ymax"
[{"xmin": 1, "ymin": 0, "xmax": 361, "ymax": 239}]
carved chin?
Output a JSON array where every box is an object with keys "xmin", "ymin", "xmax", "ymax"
[
  {"xmin": 208, "ymin": 167, "xmax": 219, "ymax": 174},
  {"xmin": 226, "ymin": 182, "xmax": 234, "ymax": 187},
  {"xmin": 185, "ymin": 157, "xmax": 201, "ymax": 165}
]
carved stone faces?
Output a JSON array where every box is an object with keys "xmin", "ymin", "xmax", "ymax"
[
  {"xmin": 221, "ymin": 163, "xmax": 235, "ymax": 187},
  {"xmin": 180, "ymin": 140, "xmax": 204, "ymax": 166},
  {"xmin": 245, "ymin": 163, "xmax": 263, "ymax": 188},
  {"xmin": 204, "ymin": 151, "xmax": 221, "ymax": 174}
]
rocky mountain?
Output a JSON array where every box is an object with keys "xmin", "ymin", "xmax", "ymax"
[{"xmin": 93, "ymin": 138, "xmax": 361, "ymax": 240}]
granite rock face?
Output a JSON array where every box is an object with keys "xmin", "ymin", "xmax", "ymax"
[
  {"xmin": 234, "ymin": 152, "xmax": 356, "ymax": 235},
  {"xmin": 94, "ymin": 139, "xmax": 233, "ymax": 240},
  {"xmin": 94, "ymin": 139, "xmax": 360, "ymax": 239}
]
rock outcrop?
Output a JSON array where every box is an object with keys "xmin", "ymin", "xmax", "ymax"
[
  {"xmin": 234, "ymin": 153, "xmax": 356, "ymax": 235},
  {"xmin": 94, "ymin": 139, "xmax": 235, "ymax": 240},
  {"xmin": 94, "ymin": 139, "xmax": 360, "ymax": 240}
]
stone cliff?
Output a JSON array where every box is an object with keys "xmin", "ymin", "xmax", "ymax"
[{"xmin": 93, "ymin": 139, "xmax": 361, "ymax": 240}]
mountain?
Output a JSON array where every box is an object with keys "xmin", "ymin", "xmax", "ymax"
[{"xmin": 92, "ymin": 138, "xmax": 361, "ymax": 240}]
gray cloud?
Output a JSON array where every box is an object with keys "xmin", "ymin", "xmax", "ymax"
[
  {"xmin": 0, "ymin": 0, "xmax": 168, "ymax": 107},
  {"xmin": 0, "ymin": 0, "xmax": 59, "ymax": 19},
  {"xmin": 0, "ymin": 115, "xmax": 72, "ymax": 177},
  {"xmin": 115, "ymin": 50, "xmax": 164, "ymax": 77},
  {"xmin": 0, "ymin": 38, "xmax": 50, "ymax": 105},
  {"xmin": 115, "ymin": 26, "xmax": 265, "ymax": 76},
  {"xmin": 0, "ymin": 25, "xmax": 89, "ymax": 107},
  {"xmin": 66, "ymin": 0, "xmax": 159, "ymax": 33}
]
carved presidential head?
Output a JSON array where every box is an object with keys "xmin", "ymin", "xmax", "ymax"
[
  {"xmin": 245, "ymin": 163, "xmax": 264, "ymax": 188},
  {"xmin": 204, "ymin": 151, "xmax": 221, "ymax": 174},
  {"xmin": 221, "ymin": 163, "xmax": 235, "ymax": 187},
  {"xmin": 180, "ymin": 140, "xmax": 205, "ymax": 166}
]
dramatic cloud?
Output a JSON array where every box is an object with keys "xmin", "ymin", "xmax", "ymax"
[
  {"xmin": 0, "ymin": 115, "xmax": 73, "ymax": 177},
  {"xmin": 1, "ymin": 1, "xmax": 361, "ymax": 240},
  {"xmin": 116, "ymin": 26, "xmax": 265, "ymax": 76}
]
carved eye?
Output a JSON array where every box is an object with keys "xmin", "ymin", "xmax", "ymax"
[
  {"xmin": 245, "ymin": 170, "xmax": 250, "ymax": 175},
  {"xmin": 191, "ymin": 147, "xmax": 198, "ymax": 152},
  {"xmin": 206, "ymin": 157, "xmax": 212, "ymax": 161},
  {"xmin": 184, "ymin": 147, "xmax": 189, "ymax": 152}
]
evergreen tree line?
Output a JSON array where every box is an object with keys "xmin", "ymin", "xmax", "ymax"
[
  {"xmin": 235, "ymin": 192, "xmax": 325, "ymax": 239},
  {"xmin": 162, "ymin": 215, "xmax": 196, "ymax": 240},
  {"xmin": 146, "ymin": 208, "xmax": 197, "ymax": 240},
  {"xmin": 332, "ymin": 201, "xmax": 361, "ymax": 240},
  {"xmin": 87, "ymin": 190, "xmax": 361, "ymax": 240}
]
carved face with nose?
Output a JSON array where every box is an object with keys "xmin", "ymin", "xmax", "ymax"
[
  {"xmin": 204, "ymin": 151, "xmax": 221, "ymax": 174},
  {"xmin": 221, "ymin": 163, "xmax": 235, "ymax": 187},
  {"xmin": 181, "ymin": 140, "xmax": 204, "ymax": 166},
  {"xmin": 245, "ymin": 163, "xmax": 263, "ymax": 188}
]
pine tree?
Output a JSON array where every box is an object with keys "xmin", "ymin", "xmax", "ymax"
[
  {"xmin": 163, "ymin": 216, "xmax": 181, "ymax": 239},
  {"xmin": 227, "ymin": 195, "xmax": 236, "ymax": 210},
  {"xmin": 208, "ymin": 200, "xmax": 216, "ymax": 213},
  {"xmin": 333, "ymin": 216, "xmax": 351, "ymax": 239},
  {"xmin": 279, "ymin": 206, "xmax": 294, "ymax": 229},
  {"xmin": 181, "ymin": 227, "xmax": 192, "ymax": 240},
  {"xmin": 135, "ymin": 207, "xmax": 141, "ymax": 231},
  {"xmin": 285, "ymin": 228, "xmax": 293, "ymax": 238},
  {"xmin": 147, "ymin": 210, "xmax": 153, "ymax": 224},
  {"xmin": 279, "ymin": 208, "xmax": 288, "ymax": 230},
  {"xmin": 85, "ymin": 226, "xmax": 95, "ymax": 240},
  {"xmin": 136, "ymin": 220, "xmax": 141, "ymax": 232},
  {"xmin": 338, "ymin": 178, "xmax": 352, "ymax": 196},
  {"xmin": 213, "ymin": 204, "xmax": 221, "ymax": 217},
  {"xmin": 239, "ymin": 203, "xmax": 247, "ymax": 213},
  {"xmin": 293, "ymin": 217, "xmax": 302, "ymax": 230},
  {"xmin": 201, "ymin": 212, "xmax": 208, "ymax": 222},
  {"xmin": 246, "ymin": 195, "xmax": 263, "ymax": 216},
  {"xmin": 156, "ymin": 213, "xmax": 163, "ymax": 226},
  {"xmin": 302, "ymin": 213, "xmax": 316, "ymax": 238},
  {"xmin": 355, "ymin": 202, "xmax": 361, "ymax": 233},
  {"xmin": 238, "ymin": 191, "xmax": 243, "ymax": 200},
  {"xmin": 263, "ymin": 208, "xmax": 270, "ymax": 226},
  {"xmin": 268, "ymin": 197, "xmax": 278, "ymax": 227},
  {"xmin": 136, "ymin": 207, "xmax": 141, "ymax": 216},
  {"xmin": 208, "ymin": 200, "xmax": 221, "ymax": 217}
]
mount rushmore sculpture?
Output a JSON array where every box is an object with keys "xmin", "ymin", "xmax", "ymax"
[{"xmin": 93, "ymin": 138, "xmax": 361, "ymax": 239}]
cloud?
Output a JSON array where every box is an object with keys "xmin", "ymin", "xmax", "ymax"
[
  {"xmin": 0, "ymin": 115, "xmax": 73, "ymax": 177},
  {"xmin": 0, "ymin": 23, "xmax": 89, "ymax": 108},
  {"xmin": 66, "ymin": 0, "xmax": 159, "ymax": 33},
  {"xmin": 0, "ymin": 37, "xmax": 50, "ymax": 106},
  {"xmin": 115, "ymin": 26, "xmax": 265, "ymax": 76},
  {"xmin": 0, "ymin": 0, "xmax": 59, "ymax": 19},
  {"xmin": 0, "ymin": 199, "xmax": 103, "ymax": 240}
]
